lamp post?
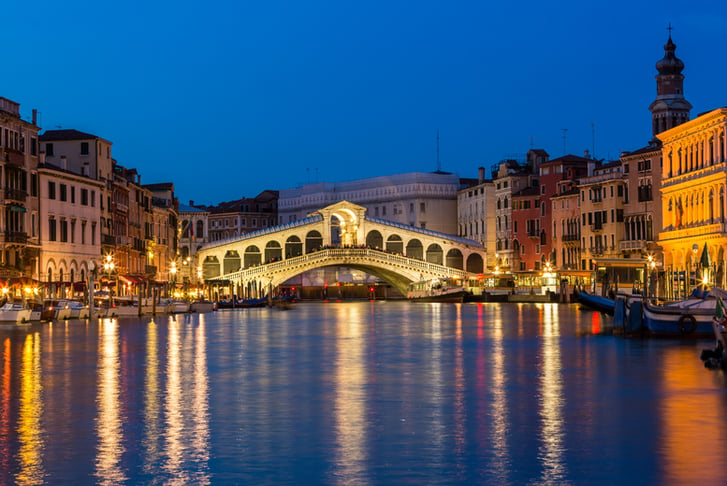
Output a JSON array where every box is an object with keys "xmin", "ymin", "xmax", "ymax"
[
  {"xmin": 103, "ymin": 253, "xmax": 115, "ymax": 306},
  {"xmin": 170, "ymin": 260, "xmax": 177, "ymax": 299},
  {"xmin": 196, "ymin": 265, "xmax": 203, "ymax": 301}
]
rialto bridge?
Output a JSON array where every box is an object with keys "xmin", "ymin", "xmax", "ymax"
[{"xmin": 197, "ymin": 201, "xmax": 486, "ymax": 296}]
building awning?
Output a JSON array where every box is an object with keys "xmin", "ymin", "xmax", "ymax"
[
  {"xmin": 9, "ymin": 205, "xmax": 26, "ymax": 213},
  {"xmin": 120, "ymin": 275, "xmax": 144, "ymax": 284}
]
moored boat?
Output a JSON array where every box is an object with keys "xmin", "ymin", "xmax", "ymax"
[
  {"xmin": 0, "ymin": 303, "xmax": 32, "ymax": 324},
  {"xmin": 573, "ymin": 287, "xmax": 615, "ymax": 315},
  {"xmin": 407, "ymin": 278, "xmax": 470, "ymax": 303},
  {"xmin": 641, "ymin": 288, "xmax": 725, "ymax": 337}
]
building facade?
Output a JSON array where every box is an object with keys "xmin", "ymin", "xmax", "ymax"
[
  {"xmin": 0, "ymin": 98, "xmax": 41, "ymax": 280},
  {"xmin": 456, "ymin": 167, "xmax": 496, "ymax": 269},
  {"xmin": 657, "ymin": 107, "xmax": 727, "ymax": 295},
  {"xmin": 278, "ymin": 172, "xmax": 461, "ymax": 236}
]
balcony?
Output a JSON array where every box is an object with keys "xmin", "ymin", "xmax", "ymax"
[
  {"xmin": 562, "ymin": 234, "xmax": 580, "ymax": 242},
  {"xmin": 591, "ymin": 222, "xmax": 603, "ymax": 231},
  {"xmin": 620, "ymin": 240, "xmax": 647, "ymax": 251},
  {"xmin": 2, "ymin": 147, "xmax": 25, "ymax": 167},
  {"xmin": 3, "ymin": 231, "xmax": 28, "ymax": 244},
  {"xmin": 145, "ymin": 265, "xmax": 157, "ymax": 276},
  {"xmin": 3, "ymin": 187, "xmax": 27, "ymax": 202},
  {"xmin": 659, "ymin": 222, "xmax": 727, "ymax": 242},
  {"xmin": 102, "ymin": 234, "xmax": 116, "ymax": 246}
]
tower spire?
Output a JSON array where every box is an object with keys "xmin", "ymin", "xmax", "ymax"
[{"xmin": 649, "ymin": 26, "xmax": 692, "ymax": 137}]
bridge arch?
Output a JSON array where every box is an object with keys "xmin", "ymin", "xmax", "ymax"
[
  {"xmin": 265, "ymin": 241, "xmax": 283, "ymax": 263},
  {"xmin": 306, "ymin": 230, "xmax": 323, "ymax": 253},
  {"xmin": 386, "ymin": 234, "xmax": 403, "ymax": 254},
  {"xmin": 285, "ymin": 236, "xmax": 303, "ymax": 258},
  {"xmin": 223, "ymin": 250, "xmax": 241, "ymax": 274},
  {"xmin": 426, "ymin": 244, "xmax": 443, "ymax": 265},
  {"xmin": 244, "ymin": 246, "xmax": 262, "ymax": 267},
  {"xmin": 203, "ymin": 255, "xmax": 221, "ymax": 278},
  {"xmin": 466, "ymin": 253, "xmax": 484, "ymax": 273},
  {"xmin": 366, "ymin": 230, "xmax": 383, "ymax": 249},
  {"xmin": 446, "ymin": 248, "xmax": 464, "ymax": 269},
  {"xmin": 406, "ymin": 239, "xmax": 423, "ymax": 259}
]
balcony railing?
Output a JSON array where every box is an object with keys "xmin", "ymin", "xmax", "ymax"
[
  {"xmin": 3, "ymin": 231, "xmax": 27, "ymax": 244},
  {"xmin": 659, "ymin": 222, "xmax": 727, "ymax": 241},
  {"xmin": 2, "ymin": 147, "xmax": 25, "ymax": 167},
  {"xmin": 620, "ymin": 240, "xmax": 647, "ymax": 251},
  {"xmin": 562, "ymin": 234, "xmax": 580, "ymax": 242},
  {"xmin": 3, "ymin": 187, "xmax": 27, "ymax": 202}
]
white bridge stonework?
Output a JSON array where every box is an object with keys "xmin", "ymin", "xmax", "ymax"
[{"xmin": 197, "ymin": 201, "xmax": 485, "ymax": 295}]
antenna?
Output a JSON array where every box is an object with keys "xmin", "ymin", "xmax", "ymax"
[
  {"xmin": 436, "ymin": 129, "xmax": 441, "ymax": 172},
  {"xmin": 529, "ymin": 137, "xmax": 534, "ymax": 149},
  {"xmin": 561, "ymin": 128, "xmax": 568, "ymax": 155}
]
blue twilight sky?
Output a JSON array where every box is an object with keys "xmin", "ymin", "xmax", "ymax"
[{"xmin": 3, "ymin": 1, "xmax": 726, "ymax": 205}]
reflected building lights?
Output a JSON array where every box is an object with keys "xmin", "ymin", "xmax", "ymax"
[
  {"xmin": 143, "ymin": 320, "xmax": 161, "ymax": 473},
  {"xmin": 191, "ymin": 319, "xmax": 210, "ymax": 483},
  {"xmin": 163, "ymin": 318, "xmax": 184, "ymax": 481},
  {"xmin": 17, "ymin": 332, "xmax": 44, "ymax": 486},
  {"xmin": 488, "ymin": 306, "xmax": 509, "ymax": 481},
  {"xmin": 334, "ymin": 305, "xmax": 368, "ymax": 484},
  {"xmin": 95, "ymin": 319, "xmax": 126, "ymax": 485},
  {"xmin": 537, "ymin": 304, "xmax": 566, "ymax": 482},
  {"xmin": 1, "ymin": 338, "xmax": 10, "ymax": 473}
]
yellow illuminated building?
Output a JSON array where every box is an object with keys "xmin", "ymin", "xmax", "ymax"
[{"xmin": 657, "ymin": 107, "xmax": 727, "ymax": 295}]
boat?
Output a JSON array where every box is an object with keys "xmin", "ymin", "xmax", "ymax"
[
  {"xmin": 190, "ymin": 300, "xmax": 215, "ymax": 313},
  {"xmin": 56, "ymin": 300, "xmax": 84, "ymax": 320},
  {"xmin": 573, "ymin": 286, "xmax": 615, "ymax": 315},
  {"xmin": 167, "ymin": 300, "xmax": 190, "ymax": 314},
  {"xmin": 407, "ymin": 278, "xmax": 470, "ymax": 303},
  {"xmin": 0, "ymin": 302, "xmax": 32, "ymax": 323},
  {"xmin": 641, "ymin": 288, "xmax": 726, "ymax": 337}
]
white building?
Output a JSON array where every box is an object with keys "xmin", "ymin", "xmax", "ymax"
[
  {"xmin": 278, "ymin": 171, "xmax": 462, "ymax": 236},
  {"xmin": 37, "ymin": 163, "xmax": 104, "ymax": 292},
  {"xmin": 457, "ymin": 166, "xmax": 496, "ymax": 269}
]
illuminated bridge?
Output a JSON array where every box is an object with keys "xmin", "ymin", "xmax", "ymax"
[{"xmin": 197, "ymin": 201, "xmax": 485, "ymax": 296}]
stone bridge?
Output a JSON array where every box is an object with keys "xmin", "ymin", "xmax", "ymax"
[{"xmin": 197, "ymin": 200, "xmax": 485, "ymax": 295}]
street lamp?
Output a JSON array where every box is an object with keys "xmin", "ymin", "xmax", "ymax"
[{"xmin": 103, "ymin": 253, "xmax": 115, "ymax": 305}]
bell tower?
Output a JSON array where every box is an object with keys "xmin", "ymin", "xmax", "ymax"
[{"xmin": 649, "ymin": 29, "xmax": 692, "ymax": 137}]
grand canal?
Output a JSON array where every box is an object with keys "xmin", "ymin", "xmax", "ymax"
[{"xmin": 1, "ymin": 301, "xmax": 726, "ymax": 485}]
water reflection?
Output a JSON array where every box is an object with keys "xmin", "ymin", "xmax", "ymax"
[
  {"xmin": 659, "ymin": 345, "xmax": 727, "ymax": 484},
  {"xmin": 17, "ymin": 332, "xmax": 44, "ymax": 486},
  {"xmin": 143, "ymin": 319, "xmax": 161, "ymax": 473},
  {"xmin": 538, "ymin": 304, "xmax": 566, "ymax": 482},
  {"xmin": 488, "ymin": 304, "xmax": 510, "ymax": 481},
  {"xmin": 95, "ymin": 318, "xmax": 126, "ymax": 485},
  {"xmin": 334, "ymin": 304, "xmax": 368, "ymax": 485}
]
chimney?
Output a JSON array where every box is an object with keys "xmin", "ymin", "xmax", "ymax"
[
  {"xmin": 584, "ymin": 149, "xmax": 590, "ymax": 159},
  {"xmin": 32, "ymin": 109, "xmax": 37, "ymax": 125},
  {"xmin": 60, "ymin": 155, "xmax": 67, "ymax": 170},
  {"xmin": 478, "ymin": 166, "xmax": 485, "ymax": 183}
]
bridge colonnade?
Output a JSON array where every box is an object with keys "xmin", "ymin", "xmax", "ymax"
[{"xmin": 196, "ymin": 201, "xmax": 486, "ymax": 297}]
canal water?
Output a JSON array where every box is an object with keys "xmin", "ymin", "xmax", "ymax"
[{"xmin": 1, "ymin": 301, "xmax": 726, "ymax": 485}]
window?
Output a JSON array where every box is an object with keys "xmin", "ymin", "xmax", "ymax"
[
  {"xmin": 71, "ymin": 186, "xmax": 75, "ymax": 204},
  {"xmin": 81, "ymin": 188, "xmax": 88, "ymax": 205},
  {"xmin": 71, "ymin": 220, "xmax": 76, "ymax": 243},
  {"xmin": 60, "ymin": 184, "xmax": 67, "ymax": 202},
  {"xmin": 92, "ymin": 222, "xmax": 96, "ymax": 245},
  {"xmin": 81, "ymin": 221, "xmax": 86, "ymax": 244},
  {"xmin": 30, "ymin": 174, "xmax": 38, "ymax": 197},
  {"xmin": 48, "ymin": 181, "xmax": 56, "ymax": 200},
  {"xmin": 60, "ymin": 219, "xmax": 68, "ymax": 242},
  {"xmin": 91, "ymin": 190, "xmax": 95, "ymax": 207},
  {"xmin": 81, "ymin": 142, "xmax": 89, "ymax": 155},
  {"xmin": 49, "ymin": 218, "xmax": 57, "ymax": 241},
  {"xmin": 420, "ymin": 202, "xmax": 425, "ymax": 213}
]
